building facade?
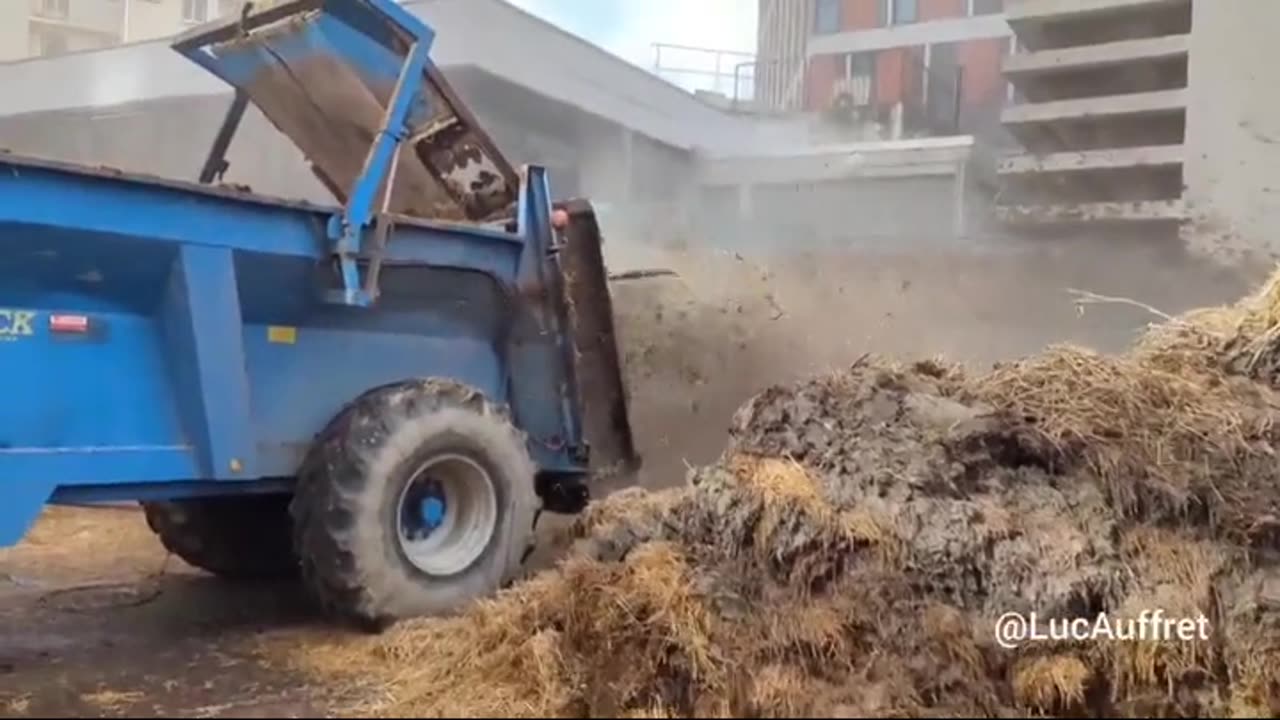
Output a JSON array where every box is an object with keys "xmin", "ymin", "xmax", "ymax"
[
  {"xmin": 755, "ymin": 0, "xmax": 813, "ymax": 112},
  {"xmin": 995, "ymin": 0, "xmax": 1192, "ymax": 238},
  {"xmin": 0, "ymin": 0, "xmax": 236, "ymax": 62},
  {"xmin": 757, "ymin": 0, "xmax": 1013, "ymax": 139}
]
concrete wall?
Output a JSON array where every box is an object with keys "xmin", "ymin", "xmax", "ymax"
[
  {"xmin": 127, "ymin": 0, "xmax": 239, "ymax": 41},
  {"xmin": 691, "ymin": 140, "xmax": 997, "ymax": 252},
  {"xmin": 125, "ymin": 0, "xmax": 189, "ymax": 42},
  {"xmin": 0, "ymin": 61, "xmax": 699, "ymax": 218},
  {"xmin": 0, "ymin": 4, "xmax": 26, "ymax": 61},
  {"xmin": 58, "ymin": 0, "xmax": 126, "ymax": 36},
  {"xmin": 757, "ymin": 175, "xmax": 962, "ymax": 244},
  {"xmin": 1182, "ymin": 0, "xmax": 1280, "ymax": 262},
  {"xmin": 0, "ymin": 1, "xmax": 124, "ymax": 61},
  {"xmin": 406, "ymin": 0, "xmax": 766, "ymax": 153},
  {"xmin": 693, "ymin": 136, "xmax": 997, "ymax": 248},
  {"xmin": 0, "ymin": 93, "xmax": 331, "ymax": 202},
  {"xmin": 691, "ymin": 173, "xmax": 976, "ymax": 253},
  {"xmin": 29, "ymin": 24, "xmax": 118, "ymax": 57},
  {"xmin": 700, "ymin": 137, "xmax": 978, "ymax": 185}
]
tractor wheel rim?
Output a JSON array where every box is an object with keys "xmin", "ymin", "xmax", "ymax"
[{"xmin": 396, "ymin": 453, "xmax": 498, "ymax": 577}]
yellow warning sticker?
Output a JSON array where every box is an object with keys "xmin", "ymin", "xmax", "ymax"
[{"xmin": 267, "ymin": 326, "xmax": 298, "ymax": 345}]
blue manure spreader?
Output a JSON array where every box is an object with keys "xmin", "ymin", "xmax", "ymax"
[{"xmin": 0, "ymin": 0, "xmax": 639, "ymax": 629}]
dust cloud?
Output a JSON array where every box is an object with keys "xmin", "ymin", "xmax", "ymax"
[{"xmin": 594, "ymin": 201, "xmax": 1261, "ymax": 491}]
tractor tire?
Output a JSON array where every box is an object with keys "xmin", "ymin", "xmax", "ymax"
[
  {"xmin": 142, "ymin": 495, "xmax": 298, "ymax": 581},
  {"xmin": 291, "ymin": 379, "xmax": 538, "ymax": 630}
]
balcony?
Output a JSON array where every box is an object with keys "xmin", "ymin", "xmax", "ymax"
[{"xmin": 996, "ymin": 0, "xmax": 1192, "ymax": 236}]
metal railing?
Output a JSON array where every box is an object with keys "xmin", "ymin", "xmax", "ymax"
[
  {"xmin": 650, "ymin": 41, "xmax": 1010, "ymax": 138},
  {"xmin": 651, "ymin": 43, "xmax": 757, "ymax": 104}
]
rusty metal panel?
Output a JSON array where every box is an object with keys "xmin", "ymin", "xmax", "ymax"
[
  {"xmin": 556, "ymin": 199, "xmax": 641, "ymax": 478},
  {"xmin": 175, "ymin": 1, "xmax": 519, "ymax": 222}
]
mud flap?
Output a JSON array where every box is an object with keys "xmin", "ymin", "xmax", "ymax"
[{"xmin": 555, "ymin": 199, "xmax": 641, "ymax": 480}]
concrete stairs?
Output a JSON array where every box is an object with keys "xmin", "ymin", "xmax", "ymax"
[{"xmin": 996, "ymin": 0, "xmax": 1192, "ymax": 235}]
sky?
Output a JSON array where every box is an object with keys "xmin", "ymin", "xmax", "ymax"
[{"xmin": 505, "ymin": 0, "xmax": 758, "ymax": 93}]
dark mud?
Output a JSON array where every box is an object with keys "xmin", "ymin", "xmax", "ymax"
[{"xmin": 0, "ymin": 508, "xmax": 334, "ymax": 718}]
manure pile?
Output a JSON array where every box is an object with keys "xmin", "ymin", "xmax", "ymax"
[{"xmin": 291, "ymin": 273, "xmax": 1280, "ymax": 718}]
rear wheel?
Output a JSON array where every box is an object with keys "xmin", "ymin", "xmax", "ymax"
[
  {"xmin": 142, "ymin": 495, "xmax": 298, "ymax": 580},
  {"xmin": 291, "ymin": 379, "xmax": 538, "ymax": 630}
]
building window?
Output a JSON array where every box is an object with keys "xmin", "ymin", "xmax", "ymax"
[
  {"xmin": 970, "ymin": 0, "xmax": 1004, "ymax": 14},
  {"xmin": 844, "ymin": 52, "xmax": 876, "ymax": 105},
  {"xmin": 37, "ymin": 0, "xmax": 70, "ymax": 19},
  {"xmin": 814, "ymin": 0, "xmax": 841, "ymax": 35},
  {"xmin": 183, "ymin": 0, "xmax": 211, "ymax": 24},
  {"xmin": 891, "ymin": 0, "xmax": 919, "ymax": 24}
]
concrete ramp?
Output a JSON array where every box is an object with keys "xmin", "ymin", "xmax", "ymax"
[{"xmin": 0, "ymin": 0, "xmax": 760, "ymax": 156}]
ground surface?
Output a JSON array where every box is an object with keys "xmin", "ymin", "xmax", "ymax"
[
  {"xmin": 0, "ymin": 241, "xmax": 1261, "ymax": 717},
  {"xmin": 0, "ymin": 507, "xmax": 328, "ymax": 717}
]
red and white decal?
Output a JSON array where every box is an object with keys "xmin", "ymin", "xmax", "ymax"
[{"xmin": 49, "ymin": 314, "xmax": 90, "ymax": 334}]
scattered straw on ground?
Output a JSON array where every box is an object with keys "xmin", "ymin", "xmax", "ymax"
[
  {"xmin": 81, "ymin": 689, "xmax": 145, "ymax": 714},
  {"xmin": 1, "ymin": 693, "xmax": 31, "ymax": 716},
  {"xmin": 279, "ymin": 268, "xmax": 1280, "ymax": 718}
]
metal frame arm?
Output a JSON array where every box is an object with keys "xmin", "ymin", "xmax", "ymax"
[
  {"xmin": 323, "ymin": 37, "xmax": 431, "ymax": 307},
  {"xmin": 199, "ymin": 90, "xmax": 249, "ymax": 185}
]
